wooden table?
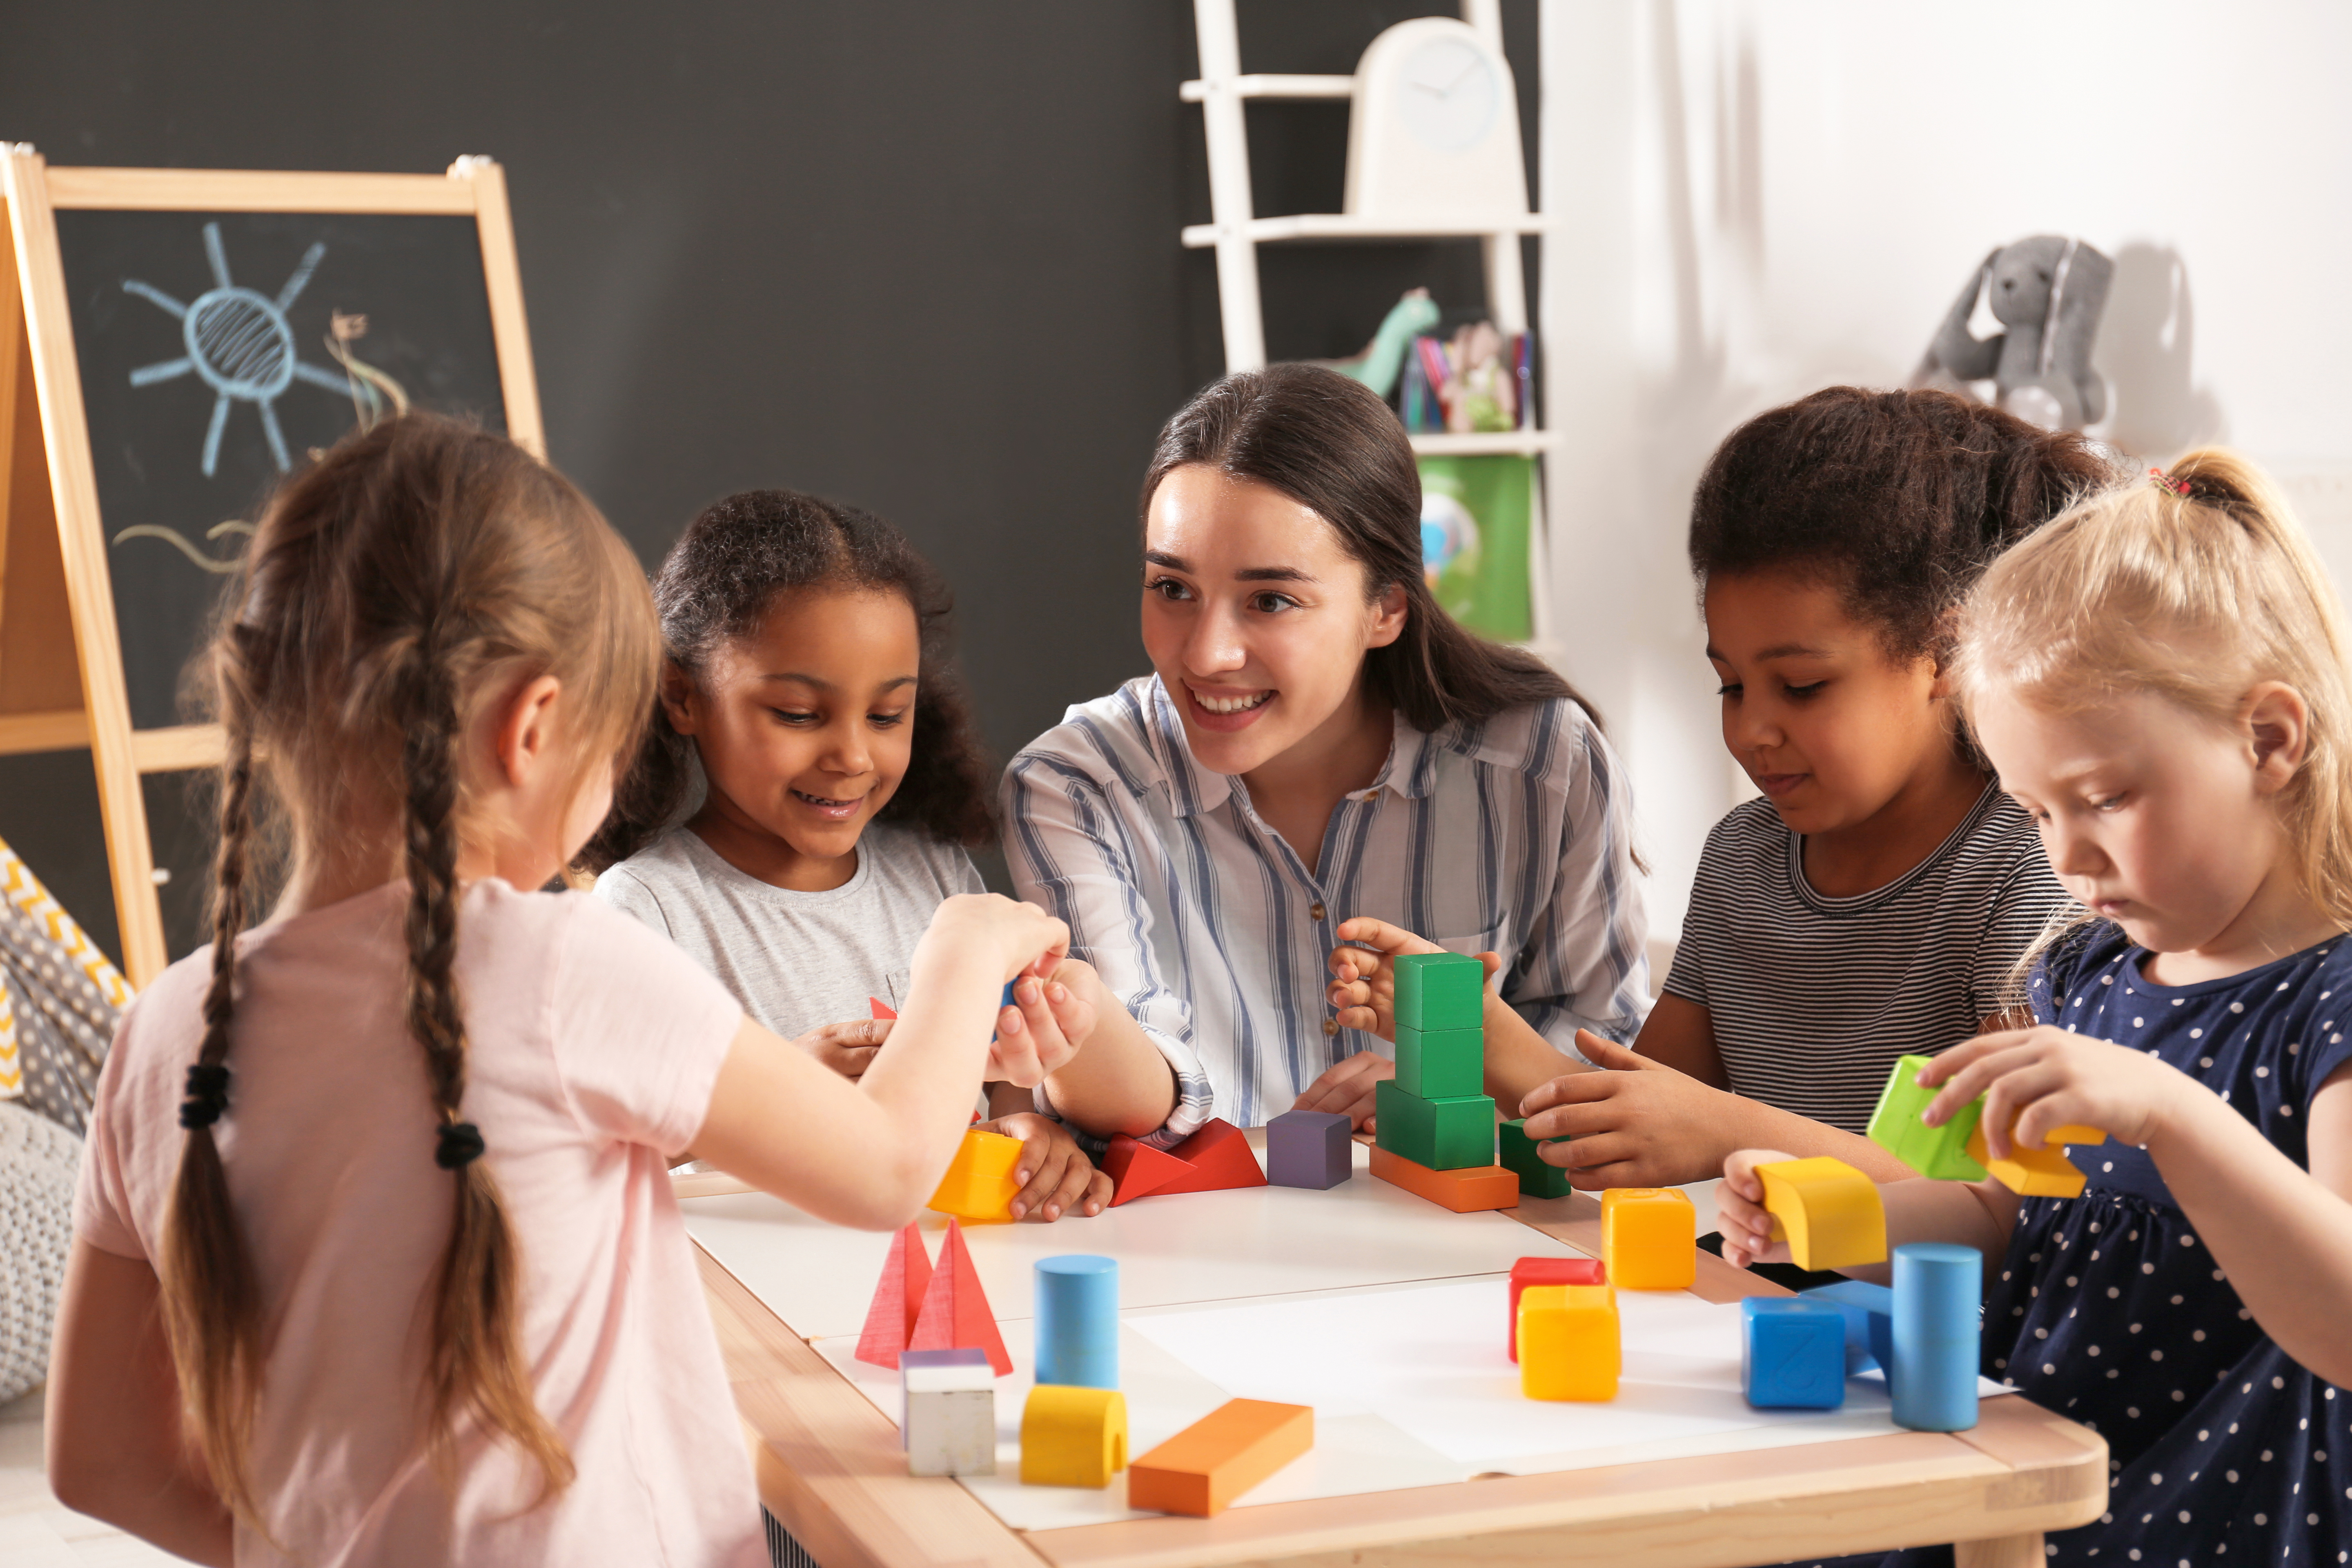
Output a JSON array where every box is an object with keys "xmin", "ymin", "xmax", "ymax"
[{"xmin": 686, "ymin": 1176, "xmax": 2106, "ymax": 1568}]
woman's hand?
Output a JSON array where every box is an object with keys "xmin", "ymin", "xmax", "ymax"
[
  {"xmin": 1515, "ymin": 1031, "xmax": 1733, "ymax": 1189},
  {"xmin": 794, "ymin": 1018, "xmax": 891, "ymax": 1081},
  {"xmin": 1325, "ymin": 917, "xmax": 1502, "ymax": 1040},
  {"xmin": 1715, "ymin": 1149, "xmax": 1799, "ymax": 1269},
  {"xmin": 987, "ymin": 963, "xmax": 1099, "ymax": 1088},
  {"xmin": 1292, "ymin": 1050, "xmax": 1395, "ymax": 1131},
  {"xmin": 983, "ymin": 1112, "xmax": 1113, "ymax": 1222},
  {"xmin": 1919, "ymin": 1025, "xmax": 2185, "ymax": 1156}
]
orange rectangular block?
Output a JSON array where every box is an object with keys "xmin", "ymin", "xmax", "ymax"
[
  {"xmin": 1127, "ymin": 1399, "xmax": 1314, "ymax": 1517},
  {"xmin": 1368, "ymin": 1144, "xmax": 1518, "ymax": 1213}
]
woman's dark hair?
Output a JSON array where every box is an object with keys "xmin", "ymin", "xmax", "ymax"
[
  {"xmin": 1143, "ymin": 363, "xmax": 1592, "ymax": 733},
  {"xmin": 583, "ymin": 490, "xmax": 993, "ymax": 871},
  {"xmin": 1688, "ymin": 386, "xmax": 2116, "ymax": 665}
]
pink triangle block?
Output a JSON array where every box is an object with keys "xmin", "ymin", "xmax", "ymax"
[
  {"xmin": 906, "ymin": 1219, "xmax": 1012, "ymax": 1376},
  {"xmin": 854, "ymin": 1223, "xmax": 934, "ymax": 1369}
]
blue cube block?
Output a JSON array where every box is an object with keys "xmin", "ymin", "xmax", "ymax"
[
  {"xmin": 1267, "ymin": 1109, "xmax": 1352, "ymax": 1189},
  {"xmin": 1741, "ymin": 1298, "xmax": 1847, "ymax": 1410},
  {"xmin": 1804, "ymin": 1279, "xmax": 1895, "ymax": 1374}
]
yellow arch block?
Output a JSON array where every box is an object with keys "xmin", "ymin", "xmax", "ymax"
[
  {"xmin": 1965, "ymin": 1118, "xmax": 2107, "ymax": 1198},
  {"xmin": 1756, "ymin": 1157, "xmax": 1886, "ymax": 1272},
  {"xmin": 1020, "ymin": 1385, "xmax": 1128, "ymax": 1488}
]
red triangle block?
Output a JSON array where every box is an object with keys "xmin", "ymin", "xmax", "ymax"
[
  {"xmin": 870, "ymin": 998, "xmax": 898, "ymax": 1021},
  {"xmin": 906, "ymin": 1220, "xmax": 1011, "ymax": 1375},
  {"xmin": 853, "ymin": 1223, "xmax": 933, "ymax": 1369},
  {"xmin": 1102, "ymin": 1134, "xmax": 1190, "ymax": 1206},
  {"xmin": 1151, "ymin": 1119, "xmax": 1267, "ymax": 1195}
]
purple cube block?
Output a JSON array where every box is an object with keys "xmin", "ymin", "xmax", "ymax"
[{"xmin": 1267, "ymin": 1109, "xmax": 1353, "ymax": 1189}]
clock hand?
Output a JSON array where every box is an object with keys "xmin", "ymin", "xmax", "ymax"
[{"xmin": 1439, "ymin": 57, "xmax": 1485, "ymax": 95}]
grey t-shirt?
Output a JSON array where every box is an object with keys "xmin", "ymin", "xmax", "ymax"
[{"xmin": 592, "ymin": 824, "xmax": 984, "ymax": 1041}]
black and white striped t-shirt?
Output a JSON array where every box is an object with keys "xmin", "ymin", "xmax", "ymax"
[{"xmin": 1662, "ymin": 784, "xmax": 2074, "ymax": 1133}]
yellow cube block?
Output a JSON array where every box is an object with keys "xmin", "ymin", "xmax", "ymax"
[
  {"xmin": 1601, "ymin": 1187, "xmax": 1695, "ymax": 1290},
  {"xmin": 1755, "ymin": 1157, "xmax": 1888, "ymax": 1272},
  {"xmin": 1965, "ymin": 1118, "xmax": 2107, "ymax": 1199},
  {"xmin": 1519, "ymin": 1284, "xmax": 1619, "ymax": 1401},
  {"xmin": 928, "ymin": 1127, "xmax": 1025, "ymax": 1222},
  {"xmin": 1020, "ymin": 1385, "xmax": 1128, "ymax": 1488}
]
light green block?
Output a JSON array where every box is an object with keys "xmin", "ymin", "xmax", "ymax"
[
  {"xmin": 1864, "ymin": 1054, "xmax": 1986, "ymax": 1181},
  {"xmin": 1374, "ymin": 1078, "xmax": 1495, "ymax": 1170},
  {"xmin": 1498, "ymin": 1118, "xmax": 1572, "ymax": 1198},
  {"xmin": 1394, "ymin": 952, "xmax": 1484, "ymax": 1031},
  {"xmin": 1396, "ymin": 1024, "xmax": 1483, "ymax": 1098}
]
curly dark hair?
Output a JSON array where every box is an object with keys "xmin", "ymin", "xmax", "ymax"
[
  {"xmin": 1688, "ymin": 386, "xmax": 2116, "ymax": 664},
  {"xmin": 580, "ymin": 489, "xmax": 994, "ymax": 871}
]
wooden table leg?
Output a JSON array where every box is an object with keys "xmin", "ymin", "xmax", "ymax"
[{"xmin": 1955, "ymin": 1531, "xmax": 2045, "ymax": 1567}]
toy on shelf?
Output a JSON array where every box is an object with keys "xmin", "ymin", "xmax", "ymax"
[
  {"xmin": 1127, "ymin": 1399, "xmax": 1314, "ymax": 1517},
  {"xmin": 1892, "ymin": 1243, "xmax": 1981, "ymax": 1432},
  {"xmin": 1866, "ymin": 1055, "xmax": 2107, "ymax": 1197},
  {"xmin": 905, "ymin": 1220, "xmax": 1011, "ymax": 1375},
  {"xmin": 1266, "ymin": 1108, "xmax": 1352, "ymax": 1189},
  {"xmin": 854, "ymin": 1222, "xmax": 936, "ymax": 1369},
  {"xmin": 1020, "ymin": 1385, "xmax": 1128, "ymax": 1488},
  {"xmin": 1600, "ymin": 1187, "xmax": 1695, "ymax": 1290},
  {"xmin": 1100, "ymin": 1117, "xmax": 1267, "ymax": 1205},
  {"xmin": 1755, "ymin": 1157, "xmax": 1887, "ymax": 1272},
  {"xmin": 1965, "ymin": 1114, "xmax": 2107, "ymax": 1199},
  {"xmin": 1740, "ymin": 1298, "xmax": 1847, "ymax": 1410},
  {"xmin": 900, "ymin": 1348, "xmax": 996, "ymax": 1476},
  {"xmin": 1507, "ymin": 1256, "xmax": 1604, "ymax": 1362},
  {"xmin": 1367, "ymin": 1144, "xmax": 1516, "ymax": 1212},
  {"xmin": 1518, "ymin": 1283, "xmax": 1618, "ymax": 1401},
  {"xmin": 928, "ymin": 1127, "xmax": 1025, "ymax": 1222},
  {"xmin": 1497, "ymin": 1117, "xmax": 1571, "ymax": 1198},
  {"xmin": 1034, "ymin": 1256, "xmax": 1118, "ymax": 1390},
  {"xmin": 1804, "ymin": 1279, "xmax": 1895, "ymax": 1375}
]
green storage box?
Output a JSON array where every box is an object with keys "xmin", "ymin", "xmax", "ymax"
[
  {"xmin": 1374, "ymin": 1078, "xmax": 1496, "ymax": 1170},
  {"xmin": 1396, "ymin": 1024, "xmax": 1483, "ymax": 1098},
  {"xmin": 1498, "ymin": 1117, "xmax": 1572, "ymax": 1198},
  {"xmin": 1393, "ymin": 951, "xmax": 1484, "ymax": 1032}
]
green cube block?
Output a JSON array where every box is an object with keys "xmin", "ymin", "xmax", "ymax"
[
  {"xmin": 1864, "ymin": 1054, "xmax": 1986, "ymax": 1180},
  {"xmin": 1498, "ymin": 1118, "xmax": 1572, "ymax": 1198},
  {"xmin": 1394, "ymin": 951, "xmax": 1484, "ymax": 1031},
  {"xmin": 1396, "ymin": 1024, "xmax": 1483, "ymax": 1098},
  {"xmin": 1374, "ymin": 1077, "xmax": 1496, "ymax": 1170}
]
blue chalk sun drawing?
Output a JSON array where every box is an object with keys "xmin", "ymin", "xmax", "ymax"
[{"xmin": 122, "ymin": 221, "xmax": 347, "ymax": 476}]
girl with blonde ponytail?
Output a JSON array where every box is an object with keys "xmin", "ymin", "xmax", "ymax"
[
  {"xmin": 44, "ymin": 415, "xmax": 1072, "ymax": 1565},
  {"xmin": 1717, "ymin": 450, "xmax": 2352, "ymax": 1567}
]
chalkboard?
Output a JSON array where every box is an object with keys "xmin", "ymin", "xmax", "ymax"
[{"xmin": 53, "ymin": 209, "xmax": 508, "ymax": 732}]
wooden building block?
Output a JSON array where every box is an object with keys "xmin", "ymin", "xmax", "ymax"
[
  {"xmin": 1019, "ymin": 1385, "xmax": 1127, "ymax": 1488},
  {"xmin": 1127, "ymin": 1398, "xmax": 1314, "ymax": 1517},
  {"xmin": 1393, "ymin": 950, "xmax": 1484, "ymax": 1031},
  {"xmin": 1600, "ymin": 1187, "xmax": 1695, "ymax": 1290},
  {"xmin": 906, "ymin": 1220, "xmax": 1012, "ymax": 1375},
  {"xmin": 1964, "ymin": 1116, "xmax": 2106, "ymax": 1198},
  {"xmin": 927, "ymin": 1127, "xmax": 1024, "ymax": 1222},
  {"xmin": 1805, "ymin": 1279, "xmax": 1895, "ymax": 1374},
  {"xmin": 1497, "ymin": 1117, "xmax": 1572, "ymax": 1199},
  {"xmin": 1368, "ymin": 1143, "xmax": 1518, "ymax": 1212},
  {"xmin": 1518, "ymin": 1284, "xmax": 1619, "ymax": 1401},
  {"xmin": 1152, "ymin": 1118, "xmax": 1267, "ymax": 1194},
  {"xmin": 854, "ymin": 1222, "xmax": 934, "ymax": 1369},
  {"xmin": 1740, "ymin": 1298, "xmax": 1846, "ymax": 1410},
  {"xmin": 1101, "ymin": 1135, "xmax": 1191, "ymax": 1205},
  {"xmin": 1755, "ymin": 1157, "xmax": 1888, "ymax": 1272},
  {"xmin": 1508, "ymin": 1256, "xmax": 1605, "ymax": 1361},
  {"xmin": 1864, "ymin": 1054, "xmax": 1987, "ymax": 1181},
  {"xmin": 1373, "ymin": 1077, "xmax": 1496, "ymax": 1170},
  {"xmin": 1033, "ymin": 1255, "xmax": 1118, "ymax": 1390},
  {"xmin": 1892, "ymin": 1243, "xmax": 1981, "ymax": 1432},
  {"xmin": 901, "ymin": 1350, "xmax": 996, "ymax": 1475},
  {"xmin": 1266, "ymin": 1109, "xmax": 1352, "ymax": 1189},
  {"xmin": 1395, "ymin": 1023, "xmax": 1483, "ymax": 1098}
]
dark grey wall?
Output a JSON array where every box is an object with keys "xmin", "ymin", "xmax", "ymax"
[{"xmin": 0, "ymin": 0, "xmax": 1535, "ymax": 962}]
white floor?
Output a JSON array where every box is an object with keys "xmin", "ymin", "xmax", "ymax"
[{"xmin": 0, "ymin": 1388, "xmax": 180, "ymax": 1566}]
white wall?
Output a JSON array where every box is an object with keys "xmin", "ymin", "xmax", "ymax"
[{"xmin": 1540, "ymin": 0, "xmax": 2352, "ymax": 941}]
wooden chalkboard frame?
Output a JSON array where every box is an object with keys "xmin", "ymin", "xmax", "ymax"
[{"xmin": 0, "ymin": 150, "xmax": 543, "ymax": 984}]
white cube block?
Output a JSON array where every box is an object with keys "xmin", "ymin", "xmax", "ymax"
[{"xmin": 904, "ymin": 1386, "xmax": 996, "ymax": 1477}]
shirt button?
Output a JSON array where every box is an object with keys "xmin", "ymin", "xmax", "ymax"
[
  {"xmin": 1322, "ymin": 1018, "xmax": 1339, "ymax": 1037},
  {"xmin": 1310, "ymin": 902, "xmax": 1327, "ymax": 922}
]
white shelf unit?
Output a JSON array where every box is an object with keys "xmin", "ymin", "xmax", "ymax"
[{"xmin": 1182, "ymin": 0, "xmax": 1557, "ymax": 651}]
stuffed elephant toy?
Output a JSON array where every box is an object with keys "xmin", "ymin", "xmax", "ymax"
[{"xmin": 1916, "ymin": 236, "xmax": 2113, "ymax": 430}]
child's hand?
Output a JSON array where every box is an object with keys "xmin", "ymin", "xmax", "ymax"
[
  {"xmin": 1292, "ymin": 1051, "xmax": 1394, "ymax": 1131},
  {"xmin": 1920, "ymin": 1025, "xmax": 2189, "ymax": 1157},
  {"xmin": 923, "ymin": 893, "xmax": 1070, "ymax": 985},
  {"xmin": 982, "ymin": 1112, "xmax": 1112, "ymax": 1222},
  {"xmin": 987, "ymin": 960, "xmax": 1100, "ymax": 1089},
  {"xmin": 1324, "ymin": 917, "xmax": 1503, "ymax": 1041},
  {"xmin": 793, "ymin": 1018, "xmax": 891, "ymax": 1082},
  {"xmin": 1515, "ymin": 1030, "xmax": 1735, "ymax": 1189},
  {"xmin": 1716, "ymin": 1149, "xmax": 1798, "ymax": 1269}
]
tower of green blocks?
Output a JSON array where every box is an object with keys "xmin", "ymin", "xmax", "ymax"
[{"xmin": 1374, "ymin": 952, "xmax": 1497, "ymax": 1172}]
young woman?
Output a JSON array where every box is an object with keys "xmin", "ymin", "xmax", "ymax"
[{"xmin": 1003, "ymin": 364, "xmax": 1649, "ymax": 1136}]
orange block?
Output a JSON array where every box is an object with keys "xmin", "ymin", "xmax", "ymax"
[
  {"xmin": 1128, "ymin": 1399, "xmax": 1314, "ymax": 1517},
  {"xmin": 906, "ymin": 1220, "xmax": 1011, "ymax": 1375},
  {"xmin": 853, "ymin": 1223, "xmax": 933, "ymax": 1369},
  {"xmin": 1102, "ymin": 1136, "xmax": 1192, "ymax": 1205},
  {"xmin": 1152, "ymin": 1119, "xmax": 1267, "ymax": 1195},
  {"xmin": 1601, "ymin": 1187, "xmax": 1695, "ymax": 1290},
  {"xmin": 1965, "ymin": 1116, "xmax": 2108, "ymax": 1198},
  {"xmin": 1368, "ymin": 1144, "xmax": 1518, "ymax": 1212}
]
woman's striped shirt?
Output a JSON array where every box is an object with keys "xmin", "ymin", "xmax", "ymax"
[
  {"xmin": 1003, "ymin": 675, "xmax": 1651, "ymax": 1140},
  {"xmin": 1662, "ymin": 784, "xmax": 2074, "ymax": 1133}
]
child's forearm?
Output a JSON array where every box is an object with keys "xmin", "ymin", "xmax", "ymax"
[
  {"xmin": 1481, "ymin": 995, "xmax": 1589, "ymax": 1109},
  {"xmin": 1832, "ymin": 1175, "xmax": 2016, "ymax": 1285},
  {"xmin": 1040, "ymin": 967, "xmax": 1179, "ymax": 1139},
  {"xmin": 1721, "ymin": 1097, "xmax": 1922, "ymax": 1184}
]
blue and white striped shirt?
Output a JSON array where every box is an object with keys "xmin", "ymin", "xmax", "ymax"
[{"xmin": 1002, "ymin": 675, "xmax": 1650, "ymax": 1137}]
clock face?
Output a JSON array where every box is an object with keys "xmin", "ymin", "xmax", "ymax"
[{"xmin": 1398, "ymin": 36, "xmax": 1499, "ymax": 155}]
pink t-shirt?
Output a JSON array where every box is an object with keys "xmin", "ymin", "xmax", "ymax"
[{"xmin": 76, "ymin": 879, "xmax": 762, "ymax": 1567}]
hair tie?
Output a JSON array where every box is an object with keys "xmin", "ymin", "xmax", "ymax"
[
  {"xmin": 2148, "ymin": 466, "xmax": 2191, "ymax": 497},
  {"xmin": 179, "ymin": 1062, "xmax": 232, "ymax": 1129},
  {"xmin": 435, "ymin": 1120, "xmax": 486, "ymax": 1170}
]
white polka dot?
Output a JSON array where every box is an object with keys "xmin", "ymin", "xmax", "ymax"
[
  {"xmin": 2230, "ymin": 1001, "xmax": 2245, "ymax": 1013},
  {"xmin": 2134, "ymin": 1017, "xmax": 2145, "ymax": 1027},
  {"xmin": 2191, "ymin": 1028, "xmax": 2204, "ymax": 1038}
]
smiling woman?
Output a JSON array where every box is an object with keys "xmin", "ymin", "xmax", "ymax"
[{"xmin": 1002, "ymin": 365, "xmax": 1651, "ymax": 1137}]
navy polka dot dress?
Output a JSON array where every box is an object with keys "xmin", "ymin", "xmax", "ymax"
[{"xmin": 1786, "ymin": 922, "xmax": 2352, "ymax": 1568}]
